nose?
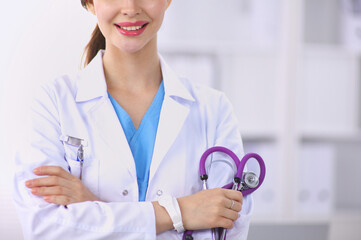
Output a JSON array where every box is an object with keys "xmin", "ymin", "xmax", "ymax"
[{"xmin": 121, "ymin": 0, "xmax": 142, "ymax": 17}]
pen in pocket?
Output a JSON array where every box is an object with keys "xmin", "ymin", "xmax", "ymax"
[
  {"xmin": 61, "ymin": 135, "xmax": 86, "ymax": 180},
  {"xmin": 77, "ymin": 145, "xmax": 84, "ymax": 180}
]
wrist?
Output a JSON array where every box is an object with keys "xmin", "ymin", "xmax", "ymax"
[
  {"xmin": 152, "ymin": 201, "xmax": 174, "ymax": 234},
  {"xmin": 158, "ymin": 194, "xmax": 185, "ymax": 233},
  {"xmin": 176, "ymin": 196, "xmax": 190, "ymax": 230}
]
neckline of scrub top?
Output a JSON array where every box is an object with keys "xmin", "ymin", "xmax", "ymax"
[{"xmin": 108, "ymin": 81, "xmax": 164, "ymax": 144}]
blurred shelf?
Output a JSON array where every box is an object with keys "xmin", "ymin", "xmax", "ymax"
[
  {"xmin": 241, "ymin": 131, "xmax": 277, "ymax": 142},
  {"xmin": 251, "ymin": 215, "xmax": 331, "ymax": 225},
  {"xmin": 332, "ymin": 210, "xmax": 361, "ymax": 220},
  {"xmin": 304, "ymin": 43, "xmax": 361, "ymax": 57},
  {"xmin": 329, "ymin": 211, "xmax": 361, "ymax": 240},
  {"xmin": 252, "ymin": 210, "xmax": 361, "ymax": 225},
  {"xmin": 243, "ymin": 129, "xmax": 361, "ymax": 142},
  {"xmin": 299, "ymin": 130, "xmax": 361, "ymax": 142},
  {"xmin": 158, "ymin": 40, "xmax": 277, "ymax": 56}
]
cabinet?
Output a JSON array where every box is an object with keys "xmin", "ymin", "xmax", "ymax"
[{"xmin": 159, "ymin": 0, "xmax": 361, "ymax": 239}]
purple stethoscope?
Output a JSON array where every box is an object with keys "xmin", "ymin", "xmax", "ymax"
[{"xmin": 183, "ymin": 146, "xmax": 266, "ymax": 240}]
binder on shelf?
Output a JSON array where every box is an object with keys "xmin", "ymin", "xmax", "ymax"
[
  {"xmin": 340, "ymin": 0, "xmax": 361, "ymax": 51},
  {"xmin": 299, "ymin": 48, "xmax": 360, "ymax": 136},
  {"xmin": 296, "ymin": 142, "xmax": 335, "ymax": 216},
  {"xmin": 222, "ymin": 54, "xmax": 277, "ymax": 135}
]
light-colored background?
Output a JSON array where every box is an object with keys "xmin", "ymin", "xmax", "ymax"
[{"xmin": 1, "ymin": 0, "xmax": 361, "ymax": 239}]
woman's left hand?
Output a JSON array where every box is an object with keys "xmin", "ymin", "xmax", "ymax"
[{"xmin": 25, "ymin": 166, "xmax": 99, "ymax": 205}]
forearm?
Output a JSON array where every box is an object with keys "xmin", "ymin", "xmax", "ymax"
[
  {"xmin": 14, "ymin": 199, "xmax": 156, "ymax": 239},
  {"xmin": 14, "ymin": 166, "xmax": 157, "ymax": 239},
  {"xmin": 152, "ymin": 201, "xmax": 174, "ymax": 234}
]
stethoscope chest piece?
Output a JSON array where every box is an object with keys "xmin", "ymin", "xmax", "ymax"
[{"xmin": 241, "ymin": 171, "xmax": 259, "ymax": 190}]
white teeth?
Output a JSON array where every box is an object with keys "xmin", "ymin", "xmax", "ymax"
[{"xmin": 120, "ymin": 25, "xmax": 143, "ymax": 31}]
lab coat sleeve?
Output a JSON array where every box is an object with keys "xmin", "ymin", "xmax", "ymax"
[
  {"xmin": 12, "ymin": 83, "xmax": 156, "ymax": 240},
  {"xmin": 207, "ymin": 92, "xmax": 253, "ymax": 240}
]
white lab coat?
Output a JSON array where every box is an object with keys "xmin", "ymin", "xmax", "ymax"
[{"xmin": 13, "ymin": 50, "xmax": 252, "ymax": 240}]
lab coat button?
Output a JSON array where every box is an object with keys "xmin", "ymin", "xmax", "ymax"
[
  {"xmin": 156, "ymin": 190, "xmax": 163, "ymax": 196},
  {"xmin": 122, "ymin": 190, "xmax": 128, "ymax": 196}
]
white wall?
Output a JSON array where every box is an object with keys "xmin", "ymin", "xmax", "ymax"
[{"xmin": 0, "ymin": 1, "xmax": 96, "ymax": 239}]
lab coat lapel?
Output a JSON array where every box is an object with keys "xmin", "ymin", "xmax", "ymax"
[
  {"xmin": 149, "ymin": 96, "xmax": 190, "ymax": 181},
  {"xmin": 89, "ymin": 99, "xmax": 137, "ymax": 180},
  {"xmin": 76, "ymin": 51, "xmax": 136, "ymax": 181},
  {"xmin": 149, "ymin": 56, "xmax": 195, "ymax": 182}
]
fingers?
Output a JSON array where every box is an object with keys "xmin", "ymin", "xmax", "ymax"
[
  {"xmin": 23, "ymin": 162, "xmax": 100, "ymax": 207},
  {"xmin": 221, "ymin": 207, "xmax": 240, "ymax": 222},
  {"xmin": 205, "ymin": 203, "xmax": 239, "ymax": 229},
  {"xmin": 44, "ymin": 195, "xmax": 72, "ymax": 206},
  {"xmin": 213, "ymin": 189, "xmax": 243, "ymax": 228},
  {"xmin": 223, "ymin": 189, "xmax": 243, "ymax": 205},
  {"xmin": 33, "ymin": 166, "xmax": 75, "ymax": 181},
  {"xmin": 26, "ymin": 176, "xmax": 69, "ymax": 188},
  {"xmin": 217, "ymin": 218, "xmax": 235, "ymax": 230},
  {"xmin": 25, "ymin": 166, "xmax": 100, "ymax": 205},
  {"xmin": 216, "ymin": 197, "xmax": 241, "ymax": 223},
  {"xmin": 175, "ymin": 188, "xmax": 244, "ymax": 231},
  {"xmin": 30, "ymin": 186, "xmax": 71, "ymax": 197},
  {"xmin": 26, "ymin": 176, "xmax": 75, "ymax": 205},
  {"xmin": 225, "ymin": 199, "xmax": 242, "ymax": 212}
]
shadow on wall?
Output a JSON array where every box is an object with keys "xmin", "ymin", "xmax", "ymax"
[{"xmin": 248, "ymin": 223, "xmax": 329, "ymax": 240}]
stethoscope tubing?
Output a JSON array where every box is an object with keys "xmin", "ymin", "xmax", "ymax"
[{"xmin": 199, "ymin": 146, "xmax": 242, "ymax": 178}]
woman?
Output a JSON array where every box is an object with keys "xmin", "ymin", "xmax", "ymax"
[{"xmin": 13, "ymin": 0, "xmax": 252, "ymax": 239}]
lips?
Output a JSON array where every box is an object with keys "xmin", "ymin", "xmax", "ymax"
[{"xmin": 115, "ymin": 21, "xmax": 149, "ymax": 36}]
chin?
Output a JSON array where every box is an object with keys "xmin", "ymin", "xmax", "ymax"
[{"xmin": 119, "ymin": 43, "xmax": 147, "ymax": 54}]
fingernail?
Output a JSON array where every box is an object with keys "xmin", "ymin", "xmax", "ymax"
[
  {"xmin": 33, "ymin": 168, "xmax": 40, "ymax": 174},
  {"xmin": 31, "ymin": 188, "xmax": 37, "ymax": 194},
  {"xmin": 44, "ymin": 196, "xmax": 50, "ymax": 202},
  {"xmin": 25, "ymin": 181, "xmax": 32, "ymax": 187}
]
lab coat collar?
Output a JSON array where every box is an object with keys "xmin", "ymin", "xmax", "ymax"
[
  {"xmin": 75, "ymin": 50, "xmax": 195, "ymax": 103},
  {"xmin": 159, "ymin": 54, "xmax": 195, "ymax": 102},
  {"xmin": 75, "ymin": 50, "xmax": 107, "ymax": 102}
]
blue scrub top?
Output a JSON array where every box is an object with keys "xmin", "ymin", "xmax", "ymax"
[{"xmin": 108, "ymin": 81, "xmax": 165, "ymax": 201}]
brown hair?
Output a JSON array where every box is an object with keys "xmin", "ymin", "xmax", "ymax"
[{"xmin": 81, "ymin": 0, "xmax": 106, "ymax": 67}]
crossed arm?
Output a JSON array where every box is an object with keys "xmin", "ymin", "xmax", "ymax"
[{"xmin": 25, "ymin": 166, "xmax": 243, "ymax": 234}]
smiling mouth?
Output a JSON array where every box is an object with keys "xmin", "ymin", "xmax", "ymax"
[{"xmin": 115, "ymin": 23, "xmax": 148, "ymax": 31}]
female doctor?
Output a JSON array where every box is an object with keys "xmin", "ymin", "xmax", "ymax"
[{"xmin": 13, "ymin": 0, "xmax": 252, "ymax": 239}]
